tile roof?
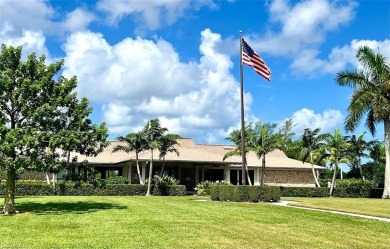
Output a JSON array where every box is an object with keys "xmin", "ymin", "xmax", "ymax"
[
  {"xmin": 71, "ymin": 138, "xmax": 324, "ymax": 169},
  {"xmin": 69, "ymin": 138, "xmax": 325, "ymax": 170}
]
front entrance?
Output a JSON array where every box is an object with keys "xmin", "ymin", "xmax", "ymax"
[{"xmin": 180, "ymin": 167, "xmax": 196, "ymax": 191}]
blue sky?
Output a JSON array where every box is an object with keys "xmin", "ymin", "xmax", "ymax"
[{"xmin": 1, "ymin": 0, "xmax": 389, "ymax": 145}]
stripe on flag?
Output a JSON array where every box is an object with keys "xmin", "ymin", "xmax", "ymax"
[{"xmin": 242, "ymin": 38, "xmax": 271, "ymax": 81}]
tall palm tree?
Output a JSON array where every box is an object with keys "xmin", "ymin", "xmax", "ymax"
[
  {"xmin": 142, "ymin": 118, "xmax": 167, "ymax": 196},
  {"xmin": 223, "ymin": 125, "xmax": 254, "ymax": 185},
  {"xmin": 158, "ymin": 133, "xmax": 180, "ymax": 177},
  {"xmin": 336, "ymin": 46, "xmax": 390, "ymax": 198},
  {"xmin": 112, "ymin": 132, "xmax": 146, "ymax": 185},
  {"xmin": 249, "ymin": 122, "xmax": 282, "ymax": 187},
  {"xmin": 300, "ymin": 128, "xmax": 328, "ymax": 187},
  {"xmin": 325, "ymin": 128, "xmax": 350, "ymax": 196},
  {"xmin": 368, "ymin": 141, "xmax": 385, "ymax": 188},
  {"xmin": 346, "ymin": 132, "xmax": 372, "ymax": 180}
]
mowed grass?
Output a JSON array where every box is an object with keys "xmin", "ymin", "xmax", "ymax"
[
  {"xmin": 283, "ymin": 197, "xmax": 390, "ymax": 218},
  {"xmin": 0, "ymin": 196, "xmax": 389, "ymax": 249}
]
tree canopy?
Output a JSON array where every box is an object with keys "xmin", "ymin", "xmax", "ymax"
[{"xmin": 0, "ymin": 44, "xmax": 108, "ymax": 214}]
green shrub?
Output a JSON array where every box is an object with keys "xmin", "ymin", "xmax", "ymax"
[
  {"xmin": 0, "ymin": 181, "xmax": 55, "ymax": 196},
  {"xmin": 166, "ymin": 185, "xmax": 186, "ymax": 196},
  {"xmin": 210, "ymin": 185, "xmax": 280, "ymax": 202},
  {"xmin": 0, "ymin": 181, "xmax": 187, "ymax": 196},
  {"xmin": 195, "ymin": 180, "xmax": 231, "ymax": 196},
  {"xmin": 333, "ymin": 179, "xmax": 372, "ymax": 198},
  {"xmin": 210, "ymin": 185, "xmax": 220, "ymax": 201},
  {"xmin": 105, "ymin": 176, "xmax": 129, "ymax": 185},
  {"xmin": 280, "ymin": 187, "xmax": 329, "ymax": 197},
  {"xmin": 195, "ymin": 180, "xmax": 213, "ymax": 196},
  {"xmin": 152, "ymin": 175, "xmax": 180, "ymax": 196}
]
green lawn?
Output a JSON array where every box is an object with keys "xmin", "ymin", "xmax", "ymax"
[
  {"xmin": 0, "ymin": 196, "xmax": 389, "ymax": 249},
  {"xmin": 283, "ymin": 197, "xmax": 390, "ymax": 218}
]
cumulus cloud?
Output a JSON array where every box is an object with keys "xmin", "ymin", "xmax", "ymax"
[
  {"xmin": 246, "ymin": 0, "xmax": 360, "ymax": 76},
  {"xmin": 0, "ymin": 27, "xmax": 50, "ymax": 60},
  {"xmin": 285, "ymin": 108, "xmax": 344, "ymax": 135},
  {"xmin": 96, "ymin": 0, "xmax": 217, "ymax": 31},
  {"xmin": 63, "ymin": 8, "xmax": 95, "ymax": 32},
  {"xmin": 251, "ymin": 0, "xmax": 357, "ymax": 55},
  {"xmin": 62, "ymin": 29, "xmax": 253, "ymax": 143},
  {"xmin": 0, "ymin": 0, "xmax": 56, "ymax": 35}
]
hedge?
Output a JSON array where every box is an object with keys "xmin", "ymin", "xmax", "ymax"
[
  {"xmin": 0, "ymin": 182, "xmax": 186, "ymax": 196},
  {"xmin": 280, "ymin": 187, "xmax": 329, "ymax": 197},
  {"xmin": 152, "ymin": 185, "xmax": 186, "ymax": 196},
  {"xmin": 333, "ymin": 179, "xmax": 373, "ymax": 198},
  {"xmin": 210, "ymin": 185, "xmax": 280, "ymax": 202}
]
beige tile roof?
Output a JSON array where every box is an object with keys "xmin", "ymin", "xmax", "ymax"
[{"xmin": 70, "ymin": 138, "xmax": 325, "ymax": 170}]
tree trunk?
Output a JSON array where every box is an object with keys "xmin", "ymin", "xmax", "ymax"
[
  {"xmin": 372, "ymin": 161, "xmax": 378, "ymax": 188},
  {"xmin": 260, "ymin": 154, "xmax": 265, "ymax": 187},
  {"xmin": 244, "ymin": 157, "xmax": 252, "ymax": 186},
  {"xmin": 52, "ymin": 173, "xmax": 56, "ymax": 190},
  {"xmin": 358, "ymin": 164, "xmax": 364, "ymax": 180},
  {"xmin": 3, "ymin": 168, "xmax": 16, "ymax": 214},
  {"xmin": 382, "ymin": 120, "xmax": 390, "ymax": 198},
  {"xmin": 146, "ymin": 150, "xmax": 153, "ymax": 196},
  {"xmin": 329, "ymin": 162, "xmax": 338, "ymax": 196},
  {"xmin": 310, "ymin": 152, "xmax": 321, "ymax": 187},
  {"xmin": 160, "ymin": 156, "xmax": 165, "ymax": 177},
  {"xmin": 135, "ymin": 153, "xmax": 144, "ymax": 185},
  {"xmin": 242, "ymin": 153, "xmax": 247, "ymax": 185},
  {"xmin": 45, "ymin": 171, "xmax": 50, "ymax": 185}
]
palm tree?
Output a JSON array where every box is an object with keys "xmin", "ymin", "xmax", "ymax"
[
  {"xmin": 112, "ymin": 132, "xmax": 146, "ymax": 185},
  {"xmin": 368, "ymin": 141, "xmax": 385, "ymax": 188},
  {"xmin": 223, "ymin": 125, "xmax": 254, "ymax": 185},
  {"xmin": 346, "ymin": 132, "xmax": 372, "ymax": 180},
  {"xmin": 278, "ymin": 119, "xmax": 297, "ymax": 155},
  {"xmin": 325, "ymin": 128, "xmax": 350, "ymax": 196},
  {"xmin": 158, "ymin": 133, "xmax": 180, "ymax": 177},
  {"xmin": 143, "ymin": 118, "xmax": 167, "ymax": 196},
  {"xmin": 300, "ymin": 128, "xmax": 328, "ymax": 187},
  {"xmin": 249, "ymin": 122, "xmax": 282, "ymax": 186},
  {"xmin": 336, "ymin": 46, "xmax": 390, "ymax": 198}
]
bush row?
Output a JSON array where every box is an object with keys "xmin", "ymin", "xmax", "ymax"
[
  {"xmin": 280, "ymin": 187, "xmax": 329, "ymax": 197},
  {"xmin": 210, "ymin": 185, "xmax": 280, "ymax": 202},
  {"xmin": 0, "ymin": 182, "xmax": 186, "ymax": 196}
]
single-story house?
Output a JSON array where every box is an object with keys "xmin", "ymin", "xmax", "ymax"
[{"xmin": 66, "ymin": 138, "xmax": 325, "ymax": 190}]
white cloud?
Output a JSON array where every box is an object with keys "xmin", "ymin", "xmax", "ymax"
[
  {"xmin": 0, "ymin": 27, "xmax": 50, "ymax": 61},
  {"xmin": 290, "ymin": 39, "xmax": 390, "ymax": 75},
  {"xmin": 286, "ymin": 108, "xmax": 344, "ymax": 135},
  {"xmin": 63, "ymin": 8, "xmax": 95, "ymax": 32},
  {"xmin": 0, "ymin": 0, "xmax": 55, "ymax": 35},
  {"xmin": 251, "ymin": 0, "xmax": 357, "ymax": 55},
  {"xmin": 96, "ymin": 0, "xmax": 216, "ymax": 31},
  {"xmin": 247, "ymin": 0, "xmax": 359, "ymax": 76},
  {"xmin": 62, "ymin": 29, "xmax": 252, "ymax": 143}
]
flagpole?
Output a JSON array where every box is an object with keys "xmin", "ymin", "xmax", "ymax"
[{"xmin": 239, "ymin": 31, "xmax": 247, "ymax": 185}]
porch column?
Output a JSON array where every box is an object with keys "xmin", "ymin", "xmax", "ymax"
[
  {"xmin": 254, "ymin": 168, "xmax": 260, "ymax": 186},
  {"xmin": 127, "ymin": 163, "xmax": 132, "ymax": 184},
  {"xmin": 195, "ymin": 166, "xmax": 200, "ymax": 185},
  {"xmin": 201, "ymin": 166, "xmax": 205, "ymax": 182},
  {"xmin": 237, "ymin": 170, "xmax": 240, "ymax": 185},
  {"xmin": 224, "ymin": 166, "xmax": 230, "ymax": 182}
]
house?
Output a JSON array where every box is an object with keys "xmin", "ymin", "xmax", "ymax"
[{"xmin": 66, "ymin": 138, "xmax": 325, "ymax": 190}]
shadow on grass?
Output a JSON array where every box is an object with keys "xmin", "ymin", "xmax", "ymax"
[{"xmin": 15, "ymin": 201, "xmax": 127, "ymax": 215}]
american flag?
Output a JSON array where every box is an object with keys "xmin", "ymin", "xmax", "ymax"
[{"xmin": 242, "ymin": 38, "xmax": 271, "ymax": 81}]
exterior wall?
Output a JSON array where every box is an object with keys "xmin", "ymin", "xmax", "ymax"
[{"xmin": 264, "ymin": 169, "xmax": 315, "ymax": 187}]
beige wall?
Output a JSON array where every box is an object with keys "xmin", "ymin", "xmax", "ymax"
[{"xmin": 265, "ymin": 169, "xmax": 315, "ymax": 187}]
